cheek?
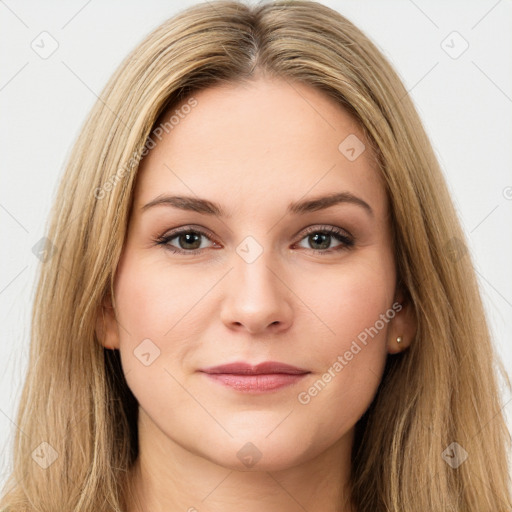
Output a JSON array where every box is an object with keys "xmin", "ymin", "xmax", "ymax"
[
  {"xmin": 112, "ymin": 252, "xmax": 200, "ymax": 379},
  {"xmin": 305, "ymin": 251, "xmax": 395, "ymax": 348},
  {"xmin": 292, "ymin": 253, "xmax": 395, "ymax": 431},
  {"xmin": 115, "ymin": 266, "xmax": 169, "ymax": 339},
  {"xmin": 112, "ymin": 254, "xmax": 207, "ymax": 418},
  {"xmin": 114, "ymin": 250, "xmax": 203, "ymax": 339}
]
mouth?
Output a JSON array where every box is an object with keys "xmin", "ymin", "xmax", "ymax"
[{"xmin": 198, "ymin": 361, "xmax": 311, "ymax": 393}]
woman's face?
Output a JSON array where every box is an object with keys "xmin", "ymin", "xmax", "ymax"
[{"xmin": 100, "ymin": 76, "xmax": 414, "ymax": 471}]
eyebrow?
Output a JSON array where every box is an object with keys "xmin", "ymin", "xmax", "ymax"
[{"xmin": 141, "ymin": 191, "xmax": 373, "ymax": 217}]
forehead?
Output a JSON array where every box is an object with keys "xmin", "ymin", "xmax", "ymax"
[{"xmin": 133, "ymin": 77, "xmax": 386, "ymax": 218}]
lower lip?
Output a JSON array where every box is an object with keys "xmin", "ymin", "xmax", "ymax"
[{"xmin": 202, "ymin": 373, "xmax": 308, "ymax": 392}]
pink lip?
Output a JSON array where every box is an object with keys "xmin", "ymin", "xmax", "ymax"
[{"xmin": 199, "ymin": 361, "xmax": 310, "ymax": 393}]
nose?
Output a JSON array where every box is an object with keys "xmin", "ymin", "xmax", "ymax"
[{"xmin": 219, "ymin": 244, "xmax": 293, "ymax": 335}]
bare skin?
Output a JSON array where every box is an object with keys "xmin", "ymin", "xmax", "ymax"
[{"xmin": 97, "ymin": 75, "xmax": 416, "ymax": 512}]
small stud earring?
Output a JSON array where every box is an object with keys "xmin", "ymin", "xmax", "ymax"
[{"xmin": 396, "ymin": 336, "xmax": 403, "ymax": 344}]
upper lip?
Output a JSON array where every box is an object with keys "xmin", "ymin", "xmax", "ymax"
[{"xmin": 199, "ymin": 361, "xmax": 310, "ymax": 375}]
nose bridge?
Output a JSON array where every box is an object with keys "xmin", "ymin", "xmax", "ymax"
[
  {"xmin": 233, "ymin": 233, "xmax": 282, "ymax": 301},
  {"xmin": 220, "ymin": 233, "xmax": 292, "ymax": 333},
  {"xmin": 234, "ymin": 241, "xmax": 277, "ymax": 294}
]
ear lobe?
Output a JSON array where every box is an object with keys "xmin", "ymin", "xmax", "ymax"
[
  {"xmin": 95, "ymin": 293, "xmax": 120, "ymax": 350},
  {"xmin": 387, "ymin": 288, "xmax": 417, "ymax": 355}
]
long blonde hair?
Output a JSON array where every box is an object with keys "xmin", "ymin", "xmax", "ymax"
[{"xmin": 1, "ymin": 1, "xmax": 510, "ymax": 510}]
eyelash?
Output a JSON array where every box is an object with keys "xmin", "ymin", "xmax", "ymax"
[{"xmin": 154, "ymin": 224, "xmax": 355, "ymax": 257}]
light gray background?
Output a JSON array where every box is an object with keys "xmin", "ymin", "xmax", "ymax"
[{"xmin": 1, "ymin": 0, "xmax": 511, "ymax": 485}]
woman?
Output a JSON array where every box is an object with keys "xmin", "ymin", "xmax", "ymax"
[{"xmin": 1, "ymin": 1, "xmax": 510, "ymax": 510}]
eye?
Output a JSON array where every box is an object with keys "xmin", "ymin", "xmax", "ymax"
[
  {"xmin": 154, "ymin": 226, "xmax": 217, "ymax": 256},
  {"xmin": 294, "ymin": 225, "xmax": 354, "ymax": 255},
  {"xmin": 154, "ymin": 224, "xmax": 355, "ymax": 256}
]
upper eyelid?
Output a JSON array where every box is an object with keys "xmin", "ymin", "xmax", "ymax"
[
  {"xmin": 300, "ymin": 224, "xmax": 353, "ymax": 239},
  {"xmin": 161, "ymin": 225, "xmax": 217, "ymax": 242}
]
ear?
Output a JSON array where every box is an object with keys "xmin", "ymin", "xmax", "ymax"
[
  {"xmin": 95, "ymin": 291, "xmax": 120, "ymax": 350},
  {"xmin": 386, "ymin": 285, "xmax": 417, "ymax": 355}
]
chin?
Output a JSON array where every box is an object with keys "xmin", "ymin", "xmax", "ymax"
[{"xmin": 202, "ymin": 436, "xmax": 309, "ymax": 473}]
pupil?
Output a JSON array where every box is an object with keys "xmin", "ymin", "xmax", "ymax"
[
  {"xmin": 180, "ymin": 233, "xmax": 200, "ymax": 249},
  {"xmin": 311, "ymin": 233, "xmax": 329, "ymax": 250}
]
